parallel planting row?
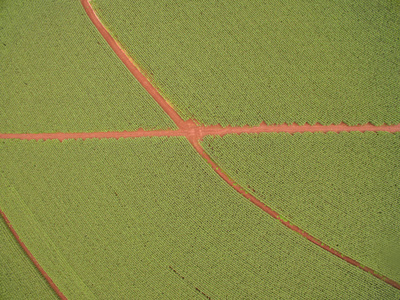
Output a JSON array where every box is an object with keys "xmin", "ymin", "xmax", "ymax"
[
  {"xmin": 201, "ymin": 131, "xmax": 400, "ymax": 284},
  {"xmin": 1, "ymin": 0, "xmax": 399, "ymax": 298},
  {"xmin": 1, "ymin": 137, "xmax": 399, "ymax": 299},
  {"xmin": 0, "ymin": 217, "xmax": 57, "ymax": 299},
  {"xmin": 0, "ymin": 0, "xmax": 176, "ymax": 134},
  {"xmin": 92, "ymin": 0, "xmax": 399, "ymax": 127}
]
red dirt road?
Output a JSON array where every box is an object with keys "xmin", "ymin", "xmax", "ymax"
[
  {"xmin": 0, "ymin": 210, "xmax": 67, "ymax": 299},
  {"xmin": 80, "ymin": 0, "xmax": 400, "ymax": 291},
  {"xmin": 1, "ymin": 122, "xmax": 399, "ymax": 141},
  {"xmin": 0, "ymin": 129, "xmax": 186, "ymax": 141},
  {"xmin": 80, "ymin": 0, "xmax": 191, "ymax": 130},
  {"xmin": 189, "ymin": 139, "xmax": 400, "ymax": 290},
  {"xmin": 0, "ymin": 0, "xmax": 399, "ymax": 297}
]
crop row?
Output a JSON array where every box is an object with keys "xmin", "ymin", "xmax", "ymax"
[
  {"xmin": 201, "ymin": 131, "xmax": 400, "ymax": 284},
  {"xmin": 0, "ymin": 0, "xmax": 176, "ymax": 134},
  {"xmin": 1, "ymin": 136, "xmax": 398, "ymax": 298},
  {"xmin": 92, "ymin": 0, "xmax": 399, "ymax": 127}
]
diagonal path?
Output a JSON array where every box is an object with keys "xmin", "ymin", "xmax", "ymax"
[
  {"xmin": 0, "ymin": 209, "xmax": 67, "ymax": 299},
  {"xmin": 0, "ymin": 0, "xmax": 398, "ymax": 297},
  {"xmin": 80, "ymin": 0, "xmax": 400, "ymax": 291},
  {"xmin": 190, "ymin": 139, "xmax": 400, "ymax": 290}
]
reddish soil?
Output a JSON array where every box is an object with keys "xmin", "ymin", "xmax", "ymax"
[
  {"xmin": 80, "ymin": 0, "xmax": 190, "ymax": 129},
  {"xmin": 83, "ymin": 0, "xmax": 400, "ymax": 291},
  {"xmin": 0, "ymin": 209, "xmax": 67, "ymax": 299},
  {"xmin": 189, "ymin": 139, "xmax": 400, "ymax": 290},
  {"xmin": 1, "ymin": 122, "xmax": 399, "ymax": 141},
  {"xmin": 0, "ymin": 129, "xmax": 187, "ymax": 141},
  {"xmin": 0, "ymin": 0, "xmax": 399, "ymax": 297},
  {"xmin": 198, "ymin": 121, "xmax": 400, "ymax": 136}
]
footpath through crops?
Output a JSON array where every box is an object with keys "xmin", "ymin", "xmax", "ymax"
[{"xmin": 0, "ymin": 0, "xmax": 399, "ymax": 298}]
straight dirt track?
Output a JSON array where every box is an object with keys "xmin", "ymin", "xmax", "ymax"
[
  {"xmin": 0, "ymin": 0, "xmax": 398, "ymax": 297},
  {"xmin": 0, "ymin": 122, "xmax": 399, "ymax": 141}
]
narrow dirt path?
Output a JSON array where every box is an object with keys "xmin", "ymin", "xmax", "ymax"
[
  {"xmin": 0, "ymin": 209, "xmax": 67, "ymax": 299},
  {"xmin": 1, "ymin": 122, "xmax": 399, "ymax": 141},
  {"xmin": 80, "ymin": 0, "xmax": 193, "ymax": 130},
  {"xmin": 0, "ymin": 129, "xmax": 187, "ymax": 141},
  {"xmin": 0, "ymin": 1, "xmax": 399, "ymax": 298},
  {"xmin": 80, "ymin": 0, "xmax": 400, "ymax": 291},
  {"xmin": 189, "ymin": 139, "xmax": 400, "ymax": 290}
]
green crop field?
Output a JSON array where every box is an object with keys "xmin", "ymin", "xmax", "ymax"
[
  {"xmin": 1, "ymin": 0, "xmax": 399, "ymax": 298},
  {"xmin": 91, "ymin": 0, "xmax": 399, "ymax": 127},
  {"xmin": 201, "ymin": 131, "xmax": 400, "ymax": 283},
  {"xmin": 0, "ymin": 217, "xmax": 57, "ymax": 299},
  {"xmin": 0, "ymin": 0, "xmax": 176, "ymax": 133},
  {"xmin": 1, "ymin": 137, "xmax": 398, "ymax": 299}
]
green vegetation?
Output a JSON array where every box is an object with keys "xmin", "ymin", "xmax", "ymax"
[
  {"xmin": 0, "ymin": 0, "xmax": 176, "ymax": 133},
  {"xmin": 201, "ymin": 131, "xmax": 400, "ymax": 283},
  {"xmin": 0, "ymin": 217, "xmax": 57, "ymax": 299},
  {"xmin": 92, "ymin": 0, "xmax": 399, "ymax": 127},
  {"xmin": 1, "ymin": 137, "xmax": 399, "ymax": 299}
]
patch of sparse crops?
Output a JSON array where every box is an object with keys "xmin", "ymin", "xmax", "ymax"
[
  {"xmin": 201, "ymin": 131, "xmax": 400, "ymax": 283},
  {"xmin": 92, "ymin": 0, "xmax": 399, "ymax": 127},
  {"xmin": 1, "ymin": 137, "xmax": 399, "ymax": 299},
  {"xmin": 0, "ymin": 0, "xmax": 176, "ymax": 133}
]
